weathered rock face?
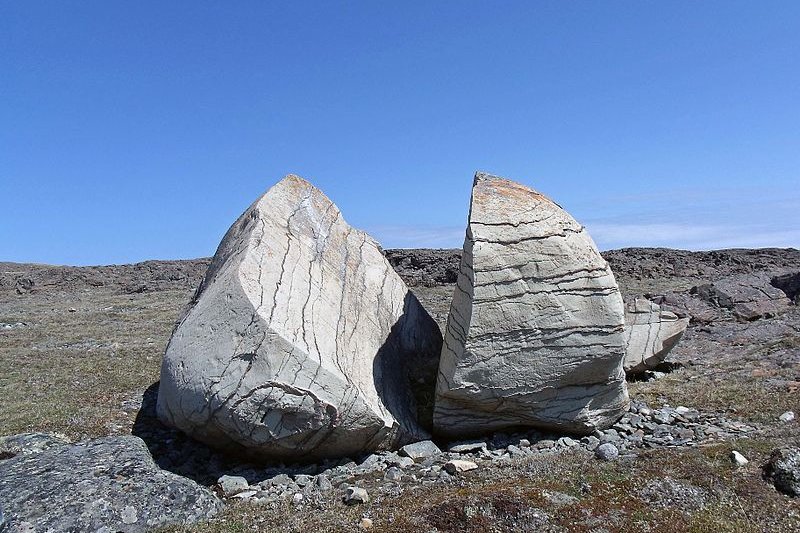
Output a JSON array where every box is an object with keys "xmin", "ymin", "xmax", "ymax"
[
  {"xmin": 0, "ymin": 436, "xmax": 221, "ymax": 532},
  {"xmin": 623, "ymin": 298, "xmax": 689, "ymax": 374},
  {"xmin": 434, "ymin": 173, "xmax": 629, "ymax": 438},
  {"xmin": 157, "ymin": 175, "xmax": 442, "ymax": 461}
]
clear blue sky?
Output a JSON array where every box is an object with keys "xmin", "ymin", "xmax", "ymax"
[{"xmin": 2, "ymin": 2, "xmax": 798, "ymax": 265}]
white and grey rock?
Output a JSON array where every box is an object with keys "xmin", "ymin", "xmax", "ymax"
[
  {"xmin": 157, "ymin": 175, "xmax": 442, "ymax": 461},
  {"xmin": 399, "ymin": 440, "xmax": 441, "ymax": 461},
  {"xmin": 623, "ymin": 298, "xmax": 689, "ymax": 374},
  {"xmin": 217, "ymin": 475, "xmax": 249, "ymax": 497},
  {"xmin": 731, "ymin": 450, "xmax": 749, "ymax": 466},
  {"xmin": 343, "ymin": 486, "xmax": 369, "ymax": 505},
  {"xmin": 434, "ymin": 173, "xmax": 629, "ymax": 438},
  {"xmin": 595, "ymin": 442, "xmax": 619, "ymax": 461},
  {"xmin": 443, "ymin": 459, "xmax": 478, "ymax": 474}
]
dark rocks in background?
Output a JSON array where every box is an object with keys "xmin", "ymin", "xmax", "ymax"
[
  {"xmin": 692, "ymin": 273, "xmax": 792, "ymax": 320},
  {"xmin": 0, "ymin": 259, "xmax": 211, "ymax": 296},
  {"xmin": 772, "ymin": 272, "xmax": 800, "ymax": 305},
  {"xmin": 383, "ymin": 248, "xmax": 461, "ymax": 286}
]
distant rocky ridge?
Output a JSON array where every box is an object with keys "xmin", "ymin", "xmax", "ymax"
[{"xmin": 4, "ymin": 247, "xmax": 799, "ymax": 297}]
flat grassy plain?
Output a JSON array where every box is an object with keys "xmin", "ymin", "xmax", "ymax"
[{"xmin": 1, "ymin": 252, "xmax": 799, "ymax": 532}]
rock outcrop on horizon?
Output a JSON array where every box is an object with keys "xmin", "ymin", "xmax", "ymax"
[
  {"xmin": 157, "ymin": 175, "xmax": 442, "ymax": 461},
  {"xmin": 622, "ymin": 298, "xmax": 689, "ymax": 374},
  {"xmin": 433, "ymin": 173, "xmax": 629, "ymax": 438}
]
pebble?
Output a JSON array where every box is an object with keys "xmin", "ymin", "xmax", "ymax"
[
  {"xmin": 311, "ymin": 475, "xmax": 331, "ymax": 492},
  {"xmin": 448, "ymin": 440, "xmax": 487, "ymax": 453},
  {"xmin": 359, "ymin": 517, "xmax": 373, "ymax": 530},
  {"xmin": 399, "ymin": 440, "xmax": 441, "ymax": 461},
  {"xmin": 343, "ymin": 486, "xmax": 369, "ymax": 505},
  {"xmin": 557, "ymin": 437, "xmax": 578, "ymax": 448},
  {"xmin": 595, "ymin": 443, "xmax": 619, "ymax": 461},
  {"xmin": 292, "ymin": 492, "xmax": 304, "ymax": 505},
  {"xmin": 384, "ymin": 467, "xmax": 402, "ymax": 481},
  {"xmin": 731, "ymin": 450, "xmax": 749, "ymax": 466},
  {"xmin": 217, "ymin": 475, "xmax": 249, "ymax": 497},
  {"xmin": 779, "ymin": 411, "xmax": 795, "ymax": 423},
  {"xmin": 444, "ymin": 459, "xmax": 479, "ymax": 474}
]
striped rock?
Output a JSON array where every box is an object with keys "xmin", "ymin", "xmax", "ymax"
[
  {"xmin": 623, "ymin": 298, "xmax": 689, "ymax": 374},
  {"xmin": 433, "ymin": 173, "xmax": 629, "ymax": 438},
  {"xmin": 157, "ymin": 175, "xmax": 442, "ymax": 461}
]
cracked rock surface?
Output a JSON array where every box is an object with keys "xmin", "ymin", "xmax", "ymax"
[
  {"xmin": 0, "ymin": 436, "xmax": 221, "ymax": 532},
  {"xmin": 623, "ymin": 297, "xmax": 689, "ymax": 374},
  {"xmin": 157, "ymin": 175, "xmax": 442, "ymax": 461},
  {"xmin": 434, "ymin": 173, "xmax": 629, "ymax": 438}
]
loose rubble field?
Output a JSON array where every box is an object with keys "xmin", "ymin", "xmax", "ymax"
[{"xmin": 1, "ymin": 248, "xmax": 799, "ymax": 532}]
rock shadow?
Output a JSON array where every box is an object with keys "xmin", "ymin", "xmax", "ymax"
[{"xmin": 372, "ymin": 291, "xmax": 443, "ymax": 438}]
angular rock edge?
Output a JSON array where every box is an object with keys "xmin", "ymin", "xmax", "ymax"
[
  {"xmin": 157, "ymin": 174, "xmax": 442, "ymax": 461},
  {"xmin": 434, "ymin": 172, "xmax": 629, "ymax": 438}
]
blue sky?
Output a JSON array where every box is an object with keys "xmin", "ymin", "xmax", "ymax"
[{"xmin": 2, "ymin": 2, "xmax": 798, "ymax": 265}]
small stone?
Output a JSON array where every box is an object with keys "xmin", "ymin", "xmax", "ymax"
[
  {"xmin": 343, "ymin": 486, "xmax": 369, "ymax": 505},
  {"xmin": 518, "ymin": 439, "xmax": 531, "ymax": 447},
  {"xmin": 399, "ymin": 440, "xmax": 441, "ymax": 461},
  {"xmin": 443, "ymin": 459, "xmax": 478, "ymax": 474},
  {"xmin": 294, "ymin": 474, "xmax": 312, "ymax": 486},
  {"xmin": 315, "ymin": 475, "xmax": 333, "ymax": 492},
  {"xmin": 582, "ymin": 436, "xmax": 600, "ymax": 451},
  {"xmin": 384, "ymin": 467, "xmax": 402, "ymax": 481},
  {"xmin": 388, "ymin": 456, "xmax": 415, "ymax": 469},
  {"xmin": 217, "ymin": 475, "xmax": 249, "ymax": 497},
  {"xmin": 595, "ymin": 443, "xmax": 619, "ymax": 461},
  {"xmin": 292, "ymin": 492, "xmax": 304, "ymax": 505},
  {"xmin": 779, "ymin": 411, "xmax": 795, "ymax": 423},
  {"xmin": 447, "ymin": 440, "xmax": 487, "ymax": 453},
  {"xmin": 535, "ymin": 439, "xmax": 556, "ymax": 450},
  {"xmin": 120, "ymin": 506, "xmax": 138, "ymax": 525},
  {"xmin": 557, "ymin": 437, "xmax": 578, "ymax": 448},
  {"xmin": 542, "ymin": 490, "xmax": 579, "ymax": 507},
  {"xmin": 265, "ymin": 473, "xmax": 292, "ymax": 487},
  {"xmin": 231, "ymin": 490, "xmax": 257, "ymax": 499},
  {"xmin": 731, "ymin": 450, "xmax": 749, "ymax": 466},
  {"xmin": 359, "ymin": 517, "xmax": 373, "ymax": 530}
]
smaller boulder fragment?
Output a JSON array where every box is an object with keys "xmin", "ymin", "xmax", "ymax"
[{"xmin": 623, "ymin": 298, "xmax": 689, "ymax": 374}]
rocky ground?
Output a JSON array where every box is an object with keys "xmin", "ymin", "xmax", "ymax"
[{"xmin": 1, "ymin": 247, "xmax": 799, "ymax": 532}]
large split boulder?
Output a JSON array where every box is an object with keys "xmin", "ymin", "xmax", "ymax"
[
  {"xmin": 434, "ymin": 173, "xmax": 629, "ymax": 438},
  {"xmin": 0, "ymin": 436, "xmax": 221, "ymax": 532},
  {"xmin": 623, "ymin": 298, "xmax": 689, "ymax": 374},
  {"xmin": 157, "ymin": 175, "xmax": 442, "ymax": 461}
]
